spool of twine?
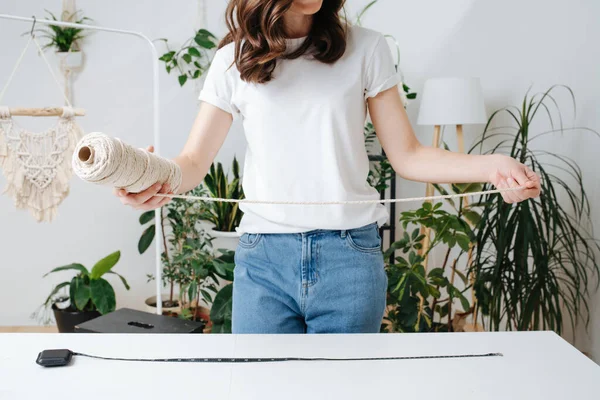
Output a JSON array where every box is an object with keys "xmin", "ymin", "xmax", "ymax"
[{"xmin": 72, "ymin": 133, "xmax": 182, "ymax": 194}]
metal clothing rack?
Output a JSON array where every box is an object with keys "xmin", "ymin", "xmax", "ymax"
[{"xmin": 0, "ymin": 13, "xmax": 166, "ymax": 315}]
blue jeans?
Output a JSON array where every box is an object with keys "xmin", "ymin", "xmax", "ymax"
[{"xmin": 232, "ymin": 223, "xmax": 387, "ymax": 333}]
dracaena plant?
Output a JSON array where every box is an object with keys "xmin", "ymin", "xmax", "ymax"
[
  {"xmin": 36, "ymin": 251, "xmax": 129, "ymax": 322},
  {"xmin": 383, "ymin": 184, "xmax": 481, "ymax": 333},
  {"xmin": 203, "ymin": 157, "xmax": 245, "ymax": 232},
  {"xmin": 469, "ymin": 85, "xmax": 600, "ymax": 334}
]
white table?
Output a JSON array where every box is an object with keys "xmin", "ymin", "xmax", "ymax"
[{"xmin": 0, "ymin": 331, "xmax": 598, "ymax": 399}]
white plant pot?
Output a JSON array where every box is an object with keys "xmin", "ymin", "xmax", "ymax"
[
  {"xmin": 145, "ymin": 294, "xmax": 180, "ymax": 315},
  {"xmin": 56, "ymin": 51, "xmax": 83, "ymax": 69},
  {"xmin": 210, "ymin": 227, "xmax": 241, "ymax": 251}
]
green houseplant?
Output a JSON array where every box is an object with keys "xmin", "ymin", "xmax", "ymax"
[
  {"xmin": 158, "ymin": 28, "xmax": 218, "ymax": 86},
  {"xmin": 383, "ymin": 182, "xmax": 480, "ymax": 332},
  {"xmin": 470, "ymin": 86, "xmax": 599, "ymax": 334},
  {"xmin": 37, "ymin": 10, "xmax": 90, "ymax": 69},
  {"xmin": 34, "ymin": 251, "xmax": 129, "ymax": 332},
  {"xmin": 138, "ymin": 185, "xmax": 236, "ymax": 332},
  {"xmin": 203, "ymin": 158, "xmax": 245, "ymax": 234}
]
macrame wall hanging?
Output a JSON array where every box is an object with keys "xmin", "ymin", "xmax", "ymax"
[{"xmin": 0, "ymin": 32, "xmax": 85, "ymax": 222}]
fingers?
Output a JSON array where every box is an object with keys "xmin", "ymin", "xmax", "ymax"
[
  {"xmin": 509, "ymin": 165, "xmax": 541, "ymax": 201},
  {"xmin": 119, "ymin": 184, "xmax": 163, "ymax": 209},
  {"xmin": 117, "ymin": 182, "xmax": 172, "ymax": 210},
  {"xmin": 506, "ymin": 177, "xmax": 527, "ymax": 203},
  {"xmin": 524, "ymin": 168, "xmax": 541, "ymax": 197},
  {"xmin": 146, "ymin": 145, "xmax": 154, "ymax": 153},
  {"xmin": 126, "ymin": 183, "xmax": 163, "ymax": 206},
  {"xmin": 156, "ymin": 196, "xmax": 171, "ymax": 208},
  {"xmin": 510, "ymin": 167, "xmax": 530, "ymax": 189},
  {"xmin": 497, "ymin": 180, "xmax": 514, "ymax": 204},
  {"xmin": 144, "ymin": 183, "xmax": 171, "ymax": 208}
]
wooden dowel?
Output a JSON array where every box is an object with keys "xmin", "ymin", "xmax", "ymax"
[{"xmin": 9, "ymin": 107, "xmax": 86, "ymax": 117}]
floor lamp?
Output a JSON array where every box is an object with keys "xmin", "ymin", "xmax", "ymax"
[{"xmin": 416, "ymin": 77, "xmax": 487, "ymax": 330}]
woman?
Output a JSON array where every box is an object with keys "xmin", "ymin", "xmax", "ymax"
[{"xmin": 116, "ymin": 0, "xmax": 541, "ymax": 333}]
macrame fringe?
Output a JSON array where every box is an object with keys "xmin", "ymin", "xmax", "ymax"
[{"xmin": 0, "ymin": 109, "xmax": 83, "ymax": 222}]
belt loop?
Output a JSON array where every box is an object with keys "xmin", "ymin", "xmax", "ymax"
[{"xmin": 340, "ymin": 229, "xmax": 347, "ymax": 238}]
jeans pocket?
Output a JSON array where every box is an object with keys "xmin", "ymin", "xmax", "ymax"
[
  {"xmin": 238, "ymin": 233, "xmax": 263, "ymax": 249},
  {"xmin": 346, "ymin": 224, "xmax": 382, "ymax": 253}
]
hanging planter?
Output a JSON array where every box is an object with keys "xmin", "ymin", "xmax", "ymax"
[
  {"xmin": 55, "ymin": 50, "xmax": 83, "ymax": 69},
  {"xmin": 37, "ymin": 10, "xmax": 90, "ymax": 69}
]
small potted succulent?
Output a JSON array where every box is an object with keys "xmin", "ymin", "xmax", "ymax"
[
  {"xmin": 34, "ymin": 250, "xmax": 129, "ymax": 332},
  {"xmin": 37, "ymin": 10, "xmax": 90, "ymax": 69}
]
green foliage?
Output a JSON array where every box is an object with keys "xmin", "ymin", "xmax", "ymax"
[
  {"xmin": 158, "ymin": 28, "xmax": 218, "ymax": 86},
  {"xmin": 210, "ymin": 283, "xmax": 233, "ymax": 333},
  {"xmin": 383, "ymin": 183, "xmax": 479, "ymax": 333},
  {"xmin": 469, "ymin": 86, "xmax": 600, "ymax": 334},
  {"xmin": 203, "ymin": 158, "xmax": 245, "ymax": 232},
  {"xmin": 37, "ymin": 10, "xmax": 91, "ymax": 52},
  {"xmin": 39, "ymin": 251, "xmax": 128, "ymax": 319},
  {"xmin": 138, "ymin": 185, "xmax": 236, "ymax": 331}
]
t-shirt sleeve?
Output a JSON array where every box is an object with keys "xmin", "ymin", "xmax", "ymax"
[
  {"xmin": 198, "ymin": 47, "xmax": 237, "ymax": 115},
  {"xmin": 364, "ymin": 34, "xmax": 401, "ymax": 99}
]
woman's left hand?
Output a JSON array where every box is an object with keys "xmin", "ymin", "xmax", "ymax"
[{"xmin": 488, "ymin": 155, "xmax": 541, "ymax": 204}]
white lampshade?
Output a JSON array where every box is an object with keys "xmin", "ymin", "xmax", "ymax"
[{"xmin": 417, "ymin": 77, "xmax": 487, "ymax": 126}]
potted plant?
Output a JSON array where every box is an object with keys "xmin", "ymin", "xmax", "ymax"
[
  {"xmin": 383, "ymin": 183, "xmax": 479, "ymax": 332},
  {"xmin": 33, "ymin": 250, "xmax": 129, "ymax": 332},
  {"xmin": 470, "ymin": 86, "xmax": 600, "ymax": 334},
  {"xmin": 37, "ymin": 10, "xmax": 90, "ymax": 69},
  {"xmin": 202, "ymin": 158, "xmax": 245, "ymax": 249},
  {"xmin": 138, "ymin": 185, "xmax": 236, "ymax": 326}
]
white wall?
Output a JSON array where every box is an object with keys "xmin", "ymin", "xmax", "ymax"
[{"xmin": 1, "ymin": 0, "xmax": 598, "ymax": 360}]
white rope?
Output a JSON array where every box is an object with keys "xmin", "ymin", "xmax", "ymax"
[
  {"xmin": 155, "ymin": 186, "xmax": 524, "ymax": 205},
  {"xmin": 0, "ymin": 36, "xmax": 33, "ymax": 102},
  {"xmin": 32, "ymin": 35, "xmax": 73, "ymax": 107},
  {"xmin": 72, "ymin": 133, "xmax": 526, "ymax": 206},
  {"xmin": 0, "ymin": 34, "xmax": 72, "ymax": 107}
]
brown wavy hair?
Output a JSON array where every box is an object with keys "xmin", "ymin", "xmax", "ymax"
[{"xmin": 220, "ymin": 0, "xmax": 347, "ymax": 84}]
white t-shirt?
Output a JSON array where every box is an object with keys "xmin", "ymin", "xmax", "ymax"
[{"xmin": 198, "ymin": 25, "xmax": 400, "ymax": 234}]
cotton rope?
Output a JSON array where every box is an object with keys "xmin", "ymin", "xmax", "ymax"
[
  {"xmin": 0, "ymin": 35, "xmax": 73, "ymax": 107},
  {"xmin": 73, "ymin": 133, "xmax": 525, "ymax": 205}
]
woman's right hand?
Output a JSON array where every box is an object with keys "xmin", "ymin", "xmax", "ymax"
[{"xmin": 113, "ymin": 146, "xmax": 173, "ymax": 210}]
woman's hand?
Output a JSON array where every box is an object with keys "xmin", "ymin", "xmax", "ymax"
[
  {"xmin": 113, "ymin": 146, "xmax": 173, "ymax": 210},
  {"xmin": 488, "ymin": 155, "xmax": 541, "ymax": 203}
]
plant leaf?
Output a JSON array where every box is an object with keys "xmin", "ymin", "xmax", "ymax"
[
  {"xmin": 90, "ymin": 278, "xmax": 116, "ymax": 315},
  {"xmin": 90, "ymin": 251, "xmax": 121, "ymax": 279},
  {"xmin": 188, "ymin": 47, "xmax": 201, "ymax": 57},
  {"xmin": 43, "ymin": 281, "xmax": 70, "ymax": 306},
  {"xmin": 72, "ymin": 277, "xmax": 91, "ymax": 310},
  {"xmin": 139, "ymin": 210, "xmax": 154, "ymax": 225},
  {"xmin": 178, "ymin": 74, "xmax": 188, "ymax": 86},
  {"xmin": 138, "ymin": 224, "xmax": 156, "ymax": 254},
  {"xmin": 106, "ymin": 271, "xmax": 130, "ymax": 290},
  {"xmin": 44, "ymin": 263, "xmax": 88, "ymax": 278},
  {"xmin": 210, "ymin": 283, "xmax": 233, "ymax": 326}
]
